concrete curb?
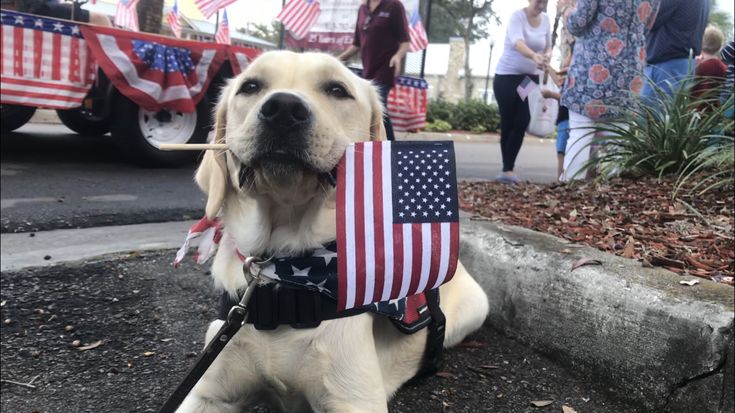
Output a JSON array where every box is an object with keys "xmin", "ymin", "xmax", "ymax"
[
  {"xmin": 0, "ymin": 221, "xmax": 195, "ymax": 272},
  {"xmin": 459, "ymin": 219, "xmax": 734, "ymax": 413}
]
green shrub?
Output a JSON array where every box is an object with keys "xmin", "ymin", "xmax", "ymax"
[
  {"xmin": 426, "ymin": 99, "xmax": 500, "ymax": 133},
  {"xmin": 470, "ymin": 124, "xmax": 487, "ymax": 133},
  {"xmin": 424, "ymin": 119, "xmax": 452, "ymax": 132},
  {"xmin": 583, "ymin": 79, "xmax": 734, "ymax": 186},
  {"xmin": 426, "ymin": 100, "xmax": 454, "ymax": 124}
]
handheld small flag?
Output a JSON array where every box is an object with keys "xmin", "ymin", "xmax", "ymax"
[{"xmin": 336, "ymin": 141, "xmax": 460, "ymax": 311}]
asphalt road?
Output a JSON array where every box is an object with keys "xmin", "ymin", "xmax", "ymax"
[
  {"xmin": 1, "ymin": 124, "xmax": 557, "ymax": 233},
  {"xmin": 0, "ymin": 251, "xmax": 641, "ymax": 413}
]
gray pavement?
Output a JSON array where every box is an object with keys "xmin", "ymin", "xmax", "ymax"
[{"xmin": 1, "ymin": 123, "xmax": 557, "ymax": 233}]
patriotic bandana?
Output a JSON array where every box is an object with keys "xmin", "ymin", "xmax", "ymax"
[{"xmin": 175, "ymin": 220, "xmax": 409, "ymax": 320}]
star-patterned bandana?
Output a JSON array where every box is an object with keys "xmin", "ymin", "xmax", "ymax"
[{"xmin": 258, "ymin": 242, "xmax": 408, "ymax": 320}]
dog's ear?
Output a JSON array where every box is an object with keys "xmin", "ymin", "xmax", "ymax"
[
  {"xmin": 368, "ymin": 84, "xmax": 387, "ymax": 141},
  {"xmin": 195, "ymin": 88, "xmax": 229, "ymax": 219}
]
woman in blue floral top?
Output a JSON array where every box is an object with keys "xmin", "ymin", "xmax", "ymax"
[{"xmin": 557, "ymin": 0, "xmax": 659, "ymax": 181}]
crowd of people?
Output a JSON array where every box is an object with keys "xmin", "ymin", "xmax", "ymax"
[{"xmin": 493, "ymin": 0, "xmax": 734, "ymax": 183}]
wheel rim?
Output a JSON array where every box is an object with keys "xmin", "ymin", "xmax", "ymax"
[{"xmin": 138, "ymin": 108, "xmax": 197, "ymax": 148}]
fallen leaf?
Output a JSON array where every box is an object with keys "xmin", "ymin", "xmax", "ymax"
[
  {"xmin": 679, "ymin": 279, "xmax": 700, "ymax": 286},
  {"xmin": 571, "ymin": 257, "xmax": 603, "ymax": 271},
  {"xmin": 622, "ymin": 236, "xmax": 635, "ymax": 258},
  {"xmin": 435, "ymin": 371, "xmax": 455, "ymax": 379},
  {"xmin": 530, "ymin": 400, "xmax": 554, "ymax": 407},
  {"xmin": 458, "ymin": 340, "xmax": 484, "ymax": 348},
  {"xmin": 143, "ymin": 351, "xmax": 156, "ymax": 357},
  {"xmin": 77, "ymin": 340, "xmax": 103, "ymax": 351},
  {"xmin": 562, "ymin": 406, "xmax": 578, "ymax": 413}
]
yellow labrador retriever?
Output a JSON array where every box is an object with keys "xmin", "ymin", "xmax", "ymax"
[{"xmin": 178, "ymin": 51, "xmax": 489, "ymax": 413}]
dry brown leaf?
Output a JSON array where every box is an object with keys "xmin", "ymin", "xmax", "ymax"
[
  {"xmin": 530, "ymin": 400, "xmax": 554, "ymax": 407},
  {"xmin": 562, "ymin": 406, "xmax": 578, "ymax": 413},
  {"xmin": 571, "ymin": 257, "xmax": 603, "ymax": 271},
  {"xmin": 622, "ymin": 236, "xmax": 635, "ymax": 258},
  {"xmin": 77, "ymin": 340, "xmax": 103, "ymax": 351},
  {"xmin": 679, "ymin": 279, "xmax": 700, "ymax": 286}
]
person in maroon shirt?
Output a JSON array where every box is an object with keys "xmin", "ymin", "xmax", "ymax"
[
  {"xmin": 338, "ymin": 0, "xmax": 411, "ymax": 141},
  {"xmin": 693, "ymin": 26, "xmax": 727, "ymax": 111}
]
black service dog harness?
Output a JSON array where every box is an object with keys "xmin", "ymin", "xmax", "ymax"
[{"xmin": 218, "ymin": 241, "xmax": 446, "ymax": 379}]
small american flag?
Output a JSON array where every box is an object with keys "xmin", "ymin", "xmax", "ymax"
[
  {"xmin": 167, "ymin": 0, "xmax": 182, "ymax": 38},
  {"xmin": 516, "ymin": 75, "xmax": 537, "ymax": 101},
  {"xmin": 277, "ymin": 0, "xmax": 321, "ymax": 40},
  {"xmin": 114, "ymin": 0, "xmax": 139, "ymax": 31},
  {"xmin": 215, "ymin": 9, "xmax": 230, "ymax": 45},
  {"xmin": 407, "ymin": 10, "xmax": 428, "ymax": 52},
  {"xmin": 195, "ymin": 0, "xmax": 236, "ymax": 19},
  {"xmin": 336, "ymin": 141, "xmax": 460, "ymax": 311},
  {"xmin": 0, "ymin": 11, "xmax": 97, "ymax": 109}
]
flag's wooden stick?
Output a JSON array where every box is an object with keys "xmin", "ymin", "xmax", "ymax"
[{"xmin": 159, "ymin": 144, "xmax": 227, "ymax": 151}]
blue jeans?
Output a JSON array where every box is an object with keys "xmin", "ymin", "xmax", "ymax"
[
  {"xmin": 376, "ymin": 84, "xmax": 395, "ymax": 141},
  {"xmin": 641, "ymin": 57, "xmax": 693, "ymax": 99}
]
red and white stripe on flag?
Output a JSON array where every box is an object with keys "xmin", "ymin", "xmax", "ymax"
[
  {"xmin": 407, "ymin": 11, "xmax": 428, "ymax": 52},
  {"xmin": 215, "ymin": 9, "xmax": 230, "ymax": 44},
  {"xmin": 336, "ymin": 141, "xmax": 460, "ymax": 311},
  {"xmin": 387, "ymin": 76, "xmax": 428, "ymax": 131},
  {"xmin": 0, "ymin": 11, "xmax": 96, "ymax": 109},
  {"xmin": 195, "ymin": 0, "xmax": 237, "ymax": 19},
  {"xmin": 277, "ymin": 0, "xmax": 321, "ymax": 40},
  {"xmin": 167, "ymin": 0, "xmax": 182, "ymax": 38},
  {"xmin": 114, "ymin": 0, "xmax": 140, "ymax": 31}
]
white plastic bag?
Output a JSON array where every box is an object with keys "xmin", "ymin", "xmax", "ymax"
[{"xmin": 526, "ymin": 72, "xmax": 559, "ymax": 138}]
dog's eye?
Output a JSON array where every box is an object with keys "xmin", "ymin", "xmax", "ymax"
[
  {"xmin": 238, "ymin": 80, "xmax": 262, "ymax": 95},
  {"xmin": 324, "ymin": 82, "xmax": 352, "ymax": 99}
]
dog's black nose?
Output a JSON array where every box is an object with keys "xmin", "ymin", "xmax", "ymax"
[{"xmin": 258, "ymin": 92, "xmax": 311, "ymax": 131}]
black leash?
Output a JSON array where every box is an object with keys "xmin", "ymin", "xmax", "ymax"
[{"xmin": 158, "ymin": 258, "xmax": 266, "ymax": 413}]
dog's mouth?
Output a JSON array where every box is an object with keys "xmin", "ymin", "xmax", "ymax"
[{"xmin": 237, "ymin": 150, "xmax": 336, "ymax": 191}]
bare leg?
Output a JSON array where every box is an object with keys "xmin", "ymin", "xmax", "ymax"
[
  {"xmin": 89, "ymin": 12, "xmax": 112, "ymax": 27},
  {"xmin": 557, "ymin": 153, "xmax": 564, "ymax": 180}
]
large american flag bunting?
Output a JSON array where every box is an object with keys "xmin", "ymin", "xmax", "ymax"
[
  {"xmin": 407, "ymin": 10, "xmax": 428, "ymax": 52},
  {"xmin": 336, "ymin": 141, "xmax": 460, "ymax": 311},
  {"xmin": 80, "ymin": 25, "xmax": 225, "ymax": 112},
  {"xmin": 114, "ymin": 0, "xmax": 140, "ymax": 31},
  {"xmin": 215, "ymin": 9, "xmax": 230, "ymax": 45},
  {"xmin": 0, "ymin": 11, "xmax": 96, "ymax": 109},
  {"xmin": 167, "ymin": 0, "xmax": 183, "ymax": 38},
  {"xmin": 277, "ymin": 0, "xmax": 321, "ymax": 40},
  {"xmin": 227, "ymin": 45, "xmax": 261, "ymax": 74},
  {"xmin": 195, "ymin": 0, "xmax": 237, "ymax": 19},
  {"xmin": 387, "ymin": 76, "xmax": 428, "ymax": 131}
]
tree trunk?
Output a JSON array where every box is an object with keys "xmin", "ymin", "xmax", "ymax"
[
  {"xmin": 463, "ymin": 23, "xmax": 473, "ymax": 102},
  {"xmin": 137, "ymin": 0, "xmax": 164, "ymax": 34}
]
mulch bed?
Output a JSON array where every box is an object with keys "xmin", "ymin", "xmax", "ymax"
[{"xmin": 459, "ymin": 176, "xmax": 734, "ymax": 285}]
